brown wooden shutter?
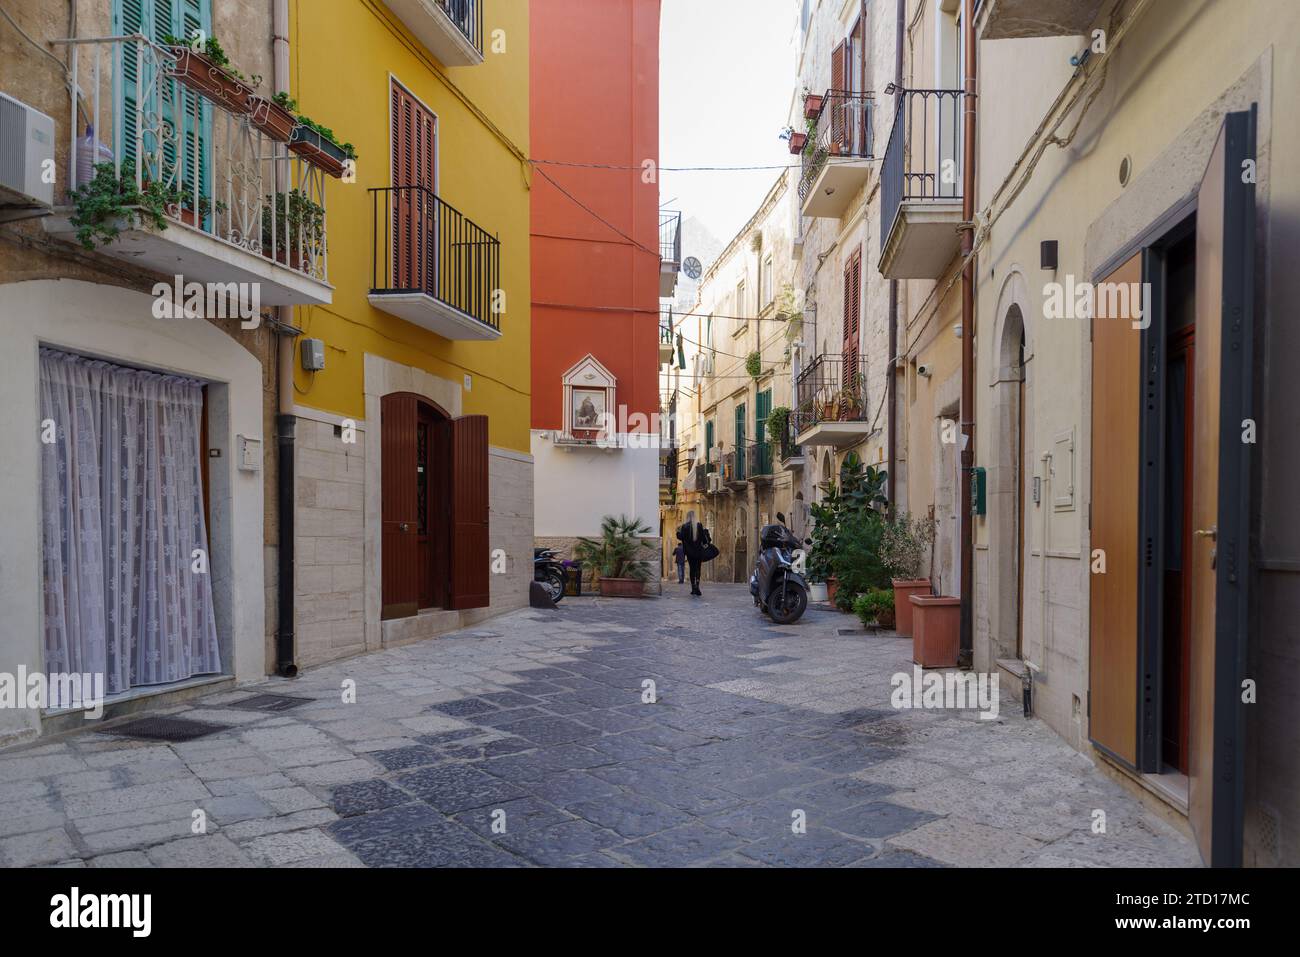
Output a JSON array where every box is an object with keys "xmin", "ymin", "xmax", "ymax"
[
  {"xmin": 391, "ymin": 82, "xmax": 437, "ymax": 292},
  {"xmin": 381, "ymin": 394, "xmax": 420, "ymax": 619},
  {"xmin": 842, "ymin": 249, "xmax": 861, "ymax": 391},
  {"xmin": 448, "ymin": 414, "xmax": 490, "ymax": 610},
  {"xmin": 830, "ymin": 40, "xmax": 847, "ymax": 148}
]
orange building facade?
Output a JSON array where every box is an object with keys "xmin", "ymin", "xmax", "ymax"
[{"xmin": 529, "ymin": 0, "xmax": 668, "ymax": 577}]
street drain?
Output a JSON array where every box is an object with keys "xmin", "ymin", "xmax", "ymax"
[
  {"xmin": 98, "ymin": 715, "xmax": 230, "ymax": 742},
  {"xmin": 226, "ymin": 693, "xmax": 311, "ymax": 713}
]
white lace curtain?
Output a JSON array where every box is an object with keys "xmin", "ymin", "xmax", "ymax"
[{"xmin": 39, "ymin": 348, "xmax": 221, "ymax": 695}]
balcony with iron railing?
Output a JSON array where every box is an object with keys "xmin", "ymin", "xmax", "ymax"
[
  {"xmin": 746, "ymin": 440, "xmax": 774, "ymax": 483},
  {"xmin": 659, "ymin": 305, "xmax": 676, "ymax": 366},
  {"xmin": 779, "ymin": 419, "xmax": 805, "ymax": 469},
  {"xmin": 878, "ymin": 88, "xmax": 964, "ymax": 279},
  {"xmin": 45, "ymin": 35, "xmax": 333, "ymax": 305},
  {"xmin": 793, "ymin": 354, "xmax": 872, "ymax": 448},
  {"xmin": 368, "ymin": 185, "xmax": 501, "ymax": 340},
  {"xmin": 659, "ymin": 209, "xmax": 682, "ymax": 297},
  {"xmin": 722, "ymin": 448, "xmax": 747, "ymax": 489},
  {"xmin": 799, "ymin": 90, "xmax": 875, "ymax": 219},
  {"xmin": 980, "ymin": 0, "xmax": 1103, "ymax": 39},
  {"xmin": 386, "ymin": 0, "xmax": 484, "ymax": 67}
]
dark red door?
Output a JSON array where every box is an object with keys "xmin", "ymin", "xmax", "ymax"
[
  {"xmin": 381, "ymin": 393, "xmax": 419, "ymax": 620},
  {"xmin": 448, "ymin": 414, "xmax": 490, "ymax": 610}
]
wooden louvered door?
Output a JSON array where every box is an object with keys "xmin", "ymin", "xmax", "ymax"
[
  {"xmin": 391, "ymin": 81, "xmax": 437, "ymax": 293},
  {"xmin": 829, "ymin": 40, "xmax": 846, "ymax": 152},
  {"xmin": 448, "ymin": 415, "xmax": 490, "ymax": 610},
  {"xmin": 843, "ymin": 248, "xmax": 862, "ymax": 398}
]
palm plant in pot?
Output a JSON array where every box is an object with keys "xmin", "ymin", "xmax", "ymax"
[
  {"xmin": 879, "ymin": 512, "xmax": 936, "ymax": 638},
  {"xmin": 573, "ymin": 515, "xmax": 652, "ymax": 598}
]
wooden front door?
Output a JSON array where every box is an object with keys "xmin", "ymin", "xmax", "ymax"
[
  {"xmin": 1088, "ymin": 251, "xmax": 1144, "ymax": 767},
  {"xmin": 1188, "ymin": 109, "xmax": 1255, "ymax": 868}
]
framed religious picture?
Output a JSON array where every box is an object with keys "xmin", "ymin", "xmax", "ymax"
[{"xmin": 571, "ymin": 388, "xmax": 606, "ymax": 431}]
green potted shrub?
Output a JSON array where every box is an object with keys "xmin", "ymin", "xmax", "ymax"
[
  {"xmin": 853, "ymin": 589, "xmax": 896, "ymax": 630},
  {"xmin": 261, "ymin": 188, "xmax": 325, "ymax": 272},
  {"xmin": 68, "ymin": 159, "xmax": 178, "ymax": 250},
  {"xmin": 573, "ymin": 515, "xmax": 652, "ymax": 598},
  {"xmin": 287, "ymin": 109, "xmax": 357, "ymax": 178},
  {"xmin": 880, "ymin": 512, "xmax": 936, "ymax": 639}
]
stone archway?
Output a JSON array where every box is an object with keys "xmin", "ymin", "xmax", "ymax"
[{"xmin": 987, "ymin": 269, "xmax": 1032, "ymax": 665}]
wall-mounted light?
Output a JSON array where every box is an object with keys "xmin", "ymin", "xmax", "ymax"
[{"xmin": 1040, "ymin": 240, "xmax": 1058, "ymax": 270}]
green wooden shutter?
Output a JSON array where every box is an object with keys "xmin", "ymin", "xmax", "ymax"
[
  {"xmin": 113, "ymin": 0, "xmax": 210, "ymax": 206},
  {"xmin": 756, "ymin": 389, "xmax": 772, "ymax": 475},
  {"xmin": 734, "ymin": 403, "xmax": 746, "ymax": 480},
  {"xmin": 705, "ymin": 420, "xmax": 714, "ymax": 471}
]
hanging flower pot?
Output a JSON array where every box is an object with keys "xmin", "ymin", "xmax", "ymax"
[
  {"xmin": 803, "ymin": 93, "xmax": 825, "ymax": 119},
  {"xmin": 167, "ymin": 46, "xmax": 255, "ymax": 116},
  {"xmin": 249, "ymin": 95, "xmax": 298, "ymax": 143},
  {"xmin": 289, "ymin": 125, "xmax": 350, "ymax": 178},
  {"xmin": 787, "ymin": 132, "xmax": 807, "ymax": 154}
]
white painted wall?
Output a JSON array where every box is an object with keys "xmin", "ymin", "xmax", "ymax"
[
  {"xmin": 0, "ymin": 280, "xmax": 265, "ymax": 743},
  {"xmin": 531, "ymin": 432, "xmax": 660, "ymax": 537}
]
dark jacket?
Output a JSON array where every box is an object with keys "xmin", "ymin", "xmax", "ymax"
[
  {"xmin": 672, "ymin": 544, "xmax": 686, "ymax": 564},
  {"xmin": 677, "ymin": 522, "xmax": 711, "ymax": 561}
]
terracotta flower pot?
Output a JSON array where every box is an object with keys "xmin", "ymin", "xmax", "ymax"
[
  {"xmin": 249, "ymin": 95, "xmax": 298, "ymax": 143},
  {"xmin": 803, "ymin": 93, "xmax": 824, "ymax": 119},
  {"xmin": 910, "ymin": 594, "xmax": 960, "ymax": 668},
  {"xmin": 168, "ymin": 47, "xmax": 255, "ymax": 116},
  {"xmin": 788, "ymin": 132, "xmax": 807, "ymax": 154},
  {"xmin": 891, "ymin": 578, "xmax": 931, "ymax": 638},
  {"xmin": 598, "ymin": 577, "xmax": 645, "ymax": 598},
  {"xmin": 826, "ymin": 576, "xmax": 839, "ymax": 603}
]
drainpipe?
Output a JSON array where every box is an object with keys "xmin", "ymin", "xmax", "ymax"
[
  {"xmin": 957, "ymin": 0, "xmax": 977, "ymax": 669},
  {"xmin": 886, "ymin": 0, "xmax": 904, "ymax": 510},
  {"xmin": 273, "ymin": 0, "xmax": 297, "ymax": 677}
]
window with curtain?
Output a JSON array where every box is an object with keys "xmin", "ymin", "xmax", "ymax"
[{"xmin": 39, "ymin": 348, "xmax": 220, "ymax": 695}]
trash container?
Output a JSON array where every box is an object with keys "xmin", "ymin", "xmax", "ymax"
[{"xmin": 564, "ymin": 563, "xmax": 583, "ymax": 597}]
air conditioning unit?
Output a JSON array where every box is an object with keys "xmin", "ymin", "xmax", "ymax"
[
  {"xmin": 707, "ymin": 473, "xmax": 723, "ymax": 492},
  {"xmin": 0, "ymin": 92, "xmax": 55, "ymax": 211}
]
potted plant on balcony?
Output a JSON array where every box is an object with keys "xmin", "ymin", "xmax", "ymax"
[
  {"xmin": 68, "ymin": 159, "xmax": 179, "ymax": 250},
  {"xmin": 261, "ymin": 188, "xmax": 325, "ymax": 272},
  {"xmin": 573, "ymin": 514, "xmax": 652, "ymax": 598},
  {"xmin": 288, "ymin": 112, "xmax": 357, "ymax": 179},
  {"xmin": 803, "ymin": 90, "xmax": 825, "ymax": 119},
  {"xmin": 169, "ymin": 194, "xmax": 227, "ymax": 231},
  {"xmin": 781, "ymin": 126, "xmax": 808, "ymax": 154},
  {"xmin": 164, "ymin": 34, "xmax": 257, "ymax": 116},
  {"xmin": 880, "ymin": 512, "xmax": 936, "ymax": 639},
  {"xmin": 766, "ymin": 406, "xmax": 791, "ymax": 448}
]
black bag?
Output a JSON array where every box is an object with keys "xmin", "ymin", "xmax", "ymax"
[{"xmin": 700, "ymin": 532, "xmax": 719, "ymax": 562}]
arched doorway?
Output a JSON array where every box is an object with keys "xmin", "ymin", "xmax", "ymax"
[
  {"xmin": 381, "ymin": 392, "xmax": 453, "ymax": 620},
  {"xmin": 990, "ymin": 303, "xmax": 1028, "ymax": 661},
  {"xmin": 733, "ymin": 505, "xmax": 749, "ymax": 583}
]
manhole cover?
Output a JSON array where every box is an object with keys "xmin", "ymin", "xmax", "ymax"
[
  {"xmin": 226, "ymin": 693, "xmax": 311, "ymax": 713},
  {"xmin": 98, "ymin": 715, "xmax": 230, "ymax": 742}
]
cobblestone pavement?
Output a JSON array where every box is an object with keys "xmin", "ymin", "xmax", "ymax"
[{"xmin": 0, "ymin": 583, "xmax": 1200, "ymax": 867}]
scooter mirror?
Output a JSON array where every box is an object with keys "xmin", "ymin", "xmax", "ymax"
[{"xmin": 776, "ymin": 512, "xmax": 786, "ymax": 525}]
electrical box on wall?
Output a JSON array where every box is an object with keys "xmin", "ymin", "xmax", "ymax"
[
  {"xmin": 970, "ymin": 466, "xmax": 987, "ymax": 516},
  {"xmin": 300, "ymin": 338, "xmax": 325, "ymax": 371},
  {"xmin": 237, "ymin": 435, "xmax": 262, "ymax": 472}
]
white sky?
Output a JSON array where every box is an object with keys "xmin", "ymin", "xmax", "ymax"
[{"xmin": 659, "ymin": 0, "xmax": 797, "ymax": 247}]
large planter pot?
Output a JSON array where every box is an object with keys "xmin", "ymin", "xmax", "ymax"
[
  {"xmin": 167, "ymin": 47, "xmax": 255, "ymax": 116},
  {"xmin": 910, "ymin": 595, "xmax": 960, "ymax": 668},
  {"xmin": 891, "ymin": 578, "xmax": 932, "ymax": 638},
  {"xmin": 808, "ymin": 582, "xmax": 828, "ymax": 602},
  {"xmin": 598, "ymin": 577, "xmax": 645, "ymax": 598},
  {"xmin": 826, "ymin": 576, "xmax": 840, "ymax": 604}
]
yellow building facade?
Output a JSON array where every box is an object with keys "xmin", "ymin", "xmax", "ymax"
[{"xmin": 285, "ymin": 0, "xmax": 533, "ymax": 667}]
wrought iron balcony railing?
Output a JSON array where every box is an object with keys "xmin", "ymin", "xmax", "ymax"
[
  {"xmin": 779, "ymin": 420, "xmax": 804, "ymax": 462},
  {"xmin": 746, "ymin": 440, "xmax": 774, "ymax": 479},
  {"xmin": 799, "ymin": 90, "xmax": 875, "ymax": 204},
  {"xmin": 880, "ymin": 88, "xmax": 963, "ymax": 243},
  {"xmin": 659, "ymin": 209, "xmax": 682, "ymax": 269},
  {"xmin": 370, "ymin": 185, "xmax": 501, "ymax": 333},
  {"xmin": 434, "ymin": 0, "xmax": 482, "ymax": 53},
  {"xmin": 58, "ymin": 34, "xmax": 329, "ymax": 282},
  {"xmin": 793, "ymin": 355, "xmax": 870, "ymax": 435},
  {"xmin": 722, "ymin": 448, "xmax": 746, "ymax": 485}
]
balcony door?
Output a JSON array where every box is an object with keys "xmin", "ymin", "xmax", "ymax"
[
  {"xmin": 390, "ymin": 81, "xmax": 438, "ymax": 293},
  {"xmin": 843, "ymin": 248, "xmax": 862, "ymax": 395},
  {"xmin": 114, "ymin": 0, "xmax": 211, "ymax": 213}
]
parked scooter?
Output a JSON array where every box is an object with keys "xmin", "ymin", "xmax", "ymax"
[
  {"xmin": 534, "ymin": 547, "xmax": 566, "ymax": 604},
  {"xmin": 749, "ymin": 512, "xmax": 810, "ymax": 624}
]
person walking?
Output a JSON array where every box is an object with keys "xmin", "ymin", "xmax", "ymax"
[
  {"xmin": 677, "ymin": 510, "xmax": 713, "ymax": 597},
  {"xmin": 672, "ymin": 542, "xmax": 686, "ymax": 584}
]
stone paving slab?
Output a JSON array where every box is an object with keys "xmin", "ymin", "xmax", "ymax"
[{"xmin": 0, "ymin": 584, "xmax": 1199, "ymax": 868}]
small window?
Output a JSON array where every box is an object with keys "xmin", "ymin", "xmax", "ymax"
[{"xmin": 762, "ymin": 256, "xmax": 773, "ymax": 307}]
